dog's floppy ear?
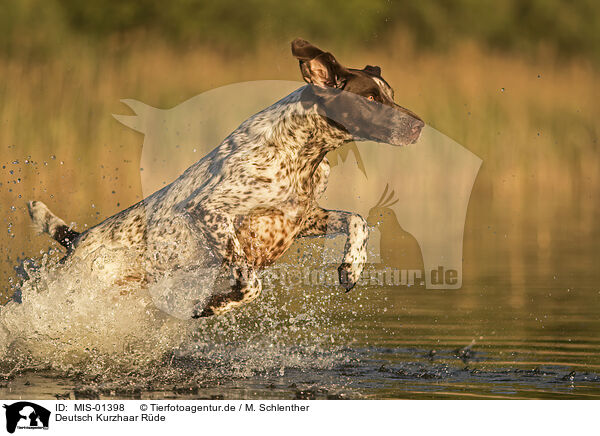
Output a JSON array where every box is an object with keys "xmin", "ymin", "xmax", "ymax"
[
  {"xmin": 363, "ymin": 65, "xmax": 381, "ymax": 77},
  {"xmin": 291, "ymin": 38, "xmax": 345, "ymax": 88}
]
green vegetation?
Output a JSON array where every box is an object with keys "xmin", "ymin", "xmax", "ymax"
[{"xmin": 1, "ymin": 0, "xmax": 600, "ymax": 62}]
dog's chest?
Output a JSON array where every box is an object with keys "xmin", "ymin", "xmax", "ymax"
[
  {"xmin": 234, "ymin": 161, "xmax": 328, "ymax": 267},
  {"xmin": 235, "ymin": 207, "xmax": 300, "ymax": 267}
]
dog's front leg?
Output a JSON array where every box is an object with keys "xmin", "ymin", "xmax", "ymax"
[{"xmin": 298, "ymin": 206, "xmax": 368, "ymax": 291}]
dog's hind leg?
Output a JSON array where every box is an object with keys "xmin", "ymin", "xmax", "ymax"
[
  {"xmin": 27, "ymin": 200, "xmax": 80, "ymax": 251},
  {"xmin": 182, "ymin": 192, "xmax": 263, "ymax": 317}
]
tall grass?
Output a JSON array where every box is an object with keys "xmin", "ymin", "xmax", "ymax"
[{"xmin": 1, "ymin": 38, "xmax": 598, "ymax": 301}]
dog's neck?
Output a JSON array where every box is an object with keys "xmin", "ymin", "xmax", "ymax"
[{"xmin": 250, "ymin": 86, "xmax": 351, "ymax": 175}]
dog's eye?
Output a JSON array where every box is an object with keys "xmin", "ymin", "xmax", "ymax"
[{"xmin": 367, "ymin": 95, "xmax": 375, "ymax": 101}]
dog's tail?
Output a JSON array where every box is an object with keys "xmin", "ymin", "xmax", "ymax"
[{"xmin": 27, "ymin": 201, "xmax": 80, "ymax": 250}]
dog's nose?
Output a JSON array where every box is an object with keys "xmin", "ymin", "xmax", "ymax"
[{"xmin": 411, "ymin": 119, "xmax": 424, "ymax": 133}]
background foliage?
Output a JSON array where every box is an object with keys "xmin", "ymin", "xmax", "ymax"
[{"xmin": 1, "ymin": 0, "xmax": 600, "ymax": 62}]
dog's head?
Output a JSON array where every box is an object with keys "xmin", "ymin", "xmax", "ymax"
[{"xmin": 292, "ymin": 38, "xmax": 423, "ymax": 146}]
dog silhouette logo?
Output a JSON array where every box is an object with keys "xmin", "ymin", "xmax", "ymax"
[{"xmin": 3, "ymin": 402, "xmax": 50, "ymax": 433}]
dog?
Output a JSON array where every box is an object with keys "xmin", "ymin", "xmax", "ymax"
[{"xmin": 27, "ymin": 38, "xmax": 424, "ymax": 318}]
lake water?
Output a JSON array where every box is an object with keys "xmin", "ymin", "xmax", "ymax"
[{"xmin": 1, "ymin": 218, "xmax": 598, "ymax": 399}]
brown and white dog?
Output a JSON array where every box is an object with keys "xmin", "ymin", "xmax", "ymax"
[{"xmin": 27, "ymin": 39, "xmax": 423, "ymax": 317}]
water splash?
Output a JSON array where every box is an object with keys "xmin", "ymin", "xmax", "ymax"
[
  {"xmin": 0, "ymin": 247, "xmax": 355, "ymax": 387},
  {"xmin": 0, "ymin": 251, "xmax": 192, "ymax": 375}
]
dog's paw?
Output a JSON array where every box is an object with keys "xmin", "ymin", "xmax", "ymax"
[
  {"xmin": 191, "ymin": 306, "xmax": 214, "ymax": 318},
  {"xmin": 338, "ymin": 262, "xmax": 360, "ymax": 292}
]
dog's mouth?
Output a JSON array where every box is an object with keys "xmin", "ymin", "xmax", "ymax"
[
  {"xmin": 409, "ymin": 119, "xmax": 424, "ymax": 144},
  {"xmin": 386, "ymin": 121, "xmax": 424, "ymax": 146},
  {"xmin": 384, "ymin": 112, "xmax": 424, "ymax": 146},
  {"xmin": 409, "ymin": 126, "xmax": 423, "ymax": 144}
]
